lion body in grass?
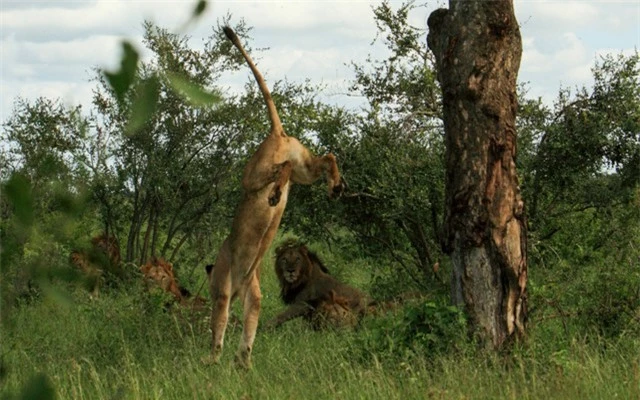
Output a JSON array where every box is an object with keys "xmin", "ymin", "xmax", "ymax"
[
  {"xmin": 69, "ymin": 233, "xmax": 121, "ymax": 295},
  {"xmin": 309, "ymin": 290, "xmax": 359, "ymax": 330},
  {"xmin": 267, "ymin": 240, "xmax": 371, "ymax": 330}
]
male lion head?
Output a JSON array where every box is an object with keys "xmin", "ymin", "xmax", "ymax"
[{"xmin": 274, "ymin": 239, "xmax": 329, "ymax": 303}]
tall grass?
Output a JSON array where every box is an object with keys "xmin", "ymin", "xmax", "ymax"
[
  {"xmin": 2, "ymin": 245, "xmax": 638, "ymax": 400},
  {"xmin": 2, "ymin": 286, "xmax": 638, "ymax": 400}
]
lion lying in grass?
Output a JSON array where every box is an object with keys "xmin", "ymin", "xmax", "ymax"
[
  {"xmin": 141, "ymin": 257, "xmax": 185, "ymax": 303},
  {"xmin": 69, "ymin": 233, "xmax": 121, "ymax": 295},
  {"xmin": 205, "ymin": 27, "xmax": 344, "ymax": 369},
  {"xmin": 265, "ymin": 240, "xmax": 372, "ymax": 330},
  {"xmin": 141, "ymin": 257, "xmax": 206, "ymax": 308}
]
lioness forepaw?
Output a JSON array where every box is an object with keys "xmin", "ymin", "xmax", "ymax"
[
  {"xmin": 330, "ymin": 177, "xmax": 346, "ymax": 199},
  {"xmin": 268, "ymin": 186, "xmax": 282, "ymax": 206}
]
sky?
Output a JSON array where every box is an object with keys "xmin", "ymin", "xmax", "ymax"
[{"xmin": 1, "ymin": 0, "xmax": 639, "ymax": 123}]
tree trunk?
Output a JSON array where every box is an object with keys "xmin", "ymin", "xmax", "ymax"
[
  {"xmin": 427, "ymin": 0, "xmax": 528, "ymax": 349},
  {"xmin": 140, "ymin": 207, "xmax": 153, "ymax": 265},
  {"xmin": 151, "ymin": 205, "xmax": 160, "ymax": 258}
]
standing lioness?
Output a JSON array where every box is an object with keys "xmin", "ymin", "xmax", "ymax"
[{"xmin": 205, "ymin": 26, "xmax": 344, "ymax": 369}]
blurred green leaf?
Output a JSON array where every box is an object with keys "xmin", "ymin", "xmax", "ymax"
[
  {"xmin": 19, "ymin": 373, "xmax": 56, "ymax": 400},
  {"xmin": 0, "ymin": 358, "xmax": 6, "ymax": 383},
  {"xmin": 177, "ymin": 0, "xmax": 208, "ymax": 33},
  {"xmin": 193, "ymin": 0, "xmax": 207, "ymax": 18},
  {"xmin": 103, "ymin": 41, "xmax": 140, "ymax": 105},
  {"xmin": 166, "ymin": 72, "xmax": 220, "ymax": 108},
  {"xmin": 4, "ymin": 173, "xmax": 34, "ymax": 226},
  {"xmin": 40, "ymin": 282, "xmax": 75, "ymax": 309},
  {"xmin": 125, "ymin": 76, "xmax": 160, "ymax": 135}
]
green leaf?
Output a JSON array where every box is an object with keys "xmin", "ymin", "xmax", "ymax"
[
  {"xmin": 125, "ymin": 76, "xmax": 160, "ymax": 135},
  {"xmin": 193, "ymin": 0, "xmax": 207, "ymax": 18},
  {"xmin": 166, "ymin": 72, "xmax": 220, "ymax": 108},
  {"xmin": 40, "ymin": 281, "xmax": 75, "ymax": 308},
  {"xmin": 177, "ymin": 0, "xmax": 208, "ymax": 32},
  {"xmin": 103, "ymin": 41, "xmax": 140, "ymax": 105}
]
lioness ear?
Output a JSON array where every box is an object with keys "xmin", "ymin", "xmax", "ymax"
[{"xmin": 205, "ymin": 264, "xmax": 214, "ymax": 275}]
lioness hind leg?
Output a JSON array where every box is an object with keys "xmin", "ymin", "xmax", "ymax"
[
  {"xmin": 235, "ymin": 274, "xmax": 261, "ymax": 369},
  {"xmin": 206, "ymin": 257, "xmax": 232, "ymax": 365},
  {"xmin": 208, "ymin": 290, "xmax": 231, "ymax": 364}
]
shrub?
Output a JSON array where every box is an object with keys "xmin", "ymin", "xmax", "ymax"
[{"xmin": 353, "ymin": 301, "xmax": 469, "ymax": 364}]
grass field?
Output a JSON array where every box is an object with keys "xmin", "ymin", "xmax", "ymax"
[{"xmin": 2, "ymin": 251, "xmax": 639, "ymax": 400}]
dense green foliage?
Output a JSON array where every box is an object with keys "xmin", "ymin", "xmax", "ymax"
[{"xmin": 1, "ymin": 1, "xmax": 638, "ymax": 398}]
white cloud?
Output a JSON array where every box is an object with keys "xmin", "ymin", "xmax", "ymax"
[
  {"xmin": 8, "ymin": 35, "xmax": 121, "ymax": 66},
  {"xmin": 2, "ymin": 80, "xmax": 95, "ymax": 115},
  {"xmin": 521, "ymin": 37, "xmax": 550, "ymax": 72},
  {"xmin": 554, "ymin": 33, "xmax": 587, "ymax": 65},
  {"xmin": 220, "ymin": 1, "xmax": 377, "ymax": 33},
  {"xmin": 526, "ymin": 1, "xmax": 599, "ymax": 26},
  {"xmin": 1, "ymin": 0, "xmax": 638, "ymax": 118},
  {"xmin": 516, "ymin": 0, "xmax": 639, "ymax": 102}
]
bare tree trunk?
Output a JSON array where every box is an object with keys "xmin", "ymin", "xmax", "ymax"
[
  {"xmin": 151, "ymin": 205, "xmax": 160, "ymax": 258},
  {"xmin": 126, "ymin": 210, "xmax": 138, "ymax": 263},
  {"xmin": 427, "ymin": 0, "xmax": 528, "ymax": 349},
  {"xmin": 168, "ymin": 233, "xmax": 189, "ymax": 263},
  {"xmin": 140, "ymin": 207, "xmax": 154, "ymax": 265}
]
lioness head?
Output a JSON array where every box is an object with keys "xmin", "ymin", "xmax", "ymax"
[
  {"xmin": 69, "ymin": 250, "xmax": 102, "ymax": 293},
  {"xmin": 90, "ymin": 233, "xmax": 121, "ymax": 269}
]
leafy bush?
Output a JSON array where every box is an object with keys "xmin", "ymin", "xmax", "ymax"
[{"xmin": 353, "ymin": 301, "xmax": 469, "ymax": 364}]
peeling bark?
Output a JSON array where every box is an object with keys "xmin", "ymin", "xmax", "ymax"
[{"xmin": 427, "ymin": 0, "xmax": 527, "ymax": 349}]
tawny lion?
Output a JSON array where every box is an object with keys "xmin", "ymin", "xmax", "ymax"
[{"xmin": 205, "ymin": 26, "xmax": 344, "ymax": 369}]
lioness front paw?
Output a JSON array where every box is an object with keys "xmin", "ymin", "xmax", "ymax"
[
  {"xmin": 330, "ymin": 177, "xmax": 346, "ymax": 198},
  {"xmin": 268, "ymin": 186, "xmax": 282, "ymax": 206}
]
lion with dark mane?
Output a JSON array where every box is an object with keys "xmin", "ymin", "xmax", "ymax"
[{"xmin": 266, "ymin": 239, "xmax": 372, "ymax": 330}]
